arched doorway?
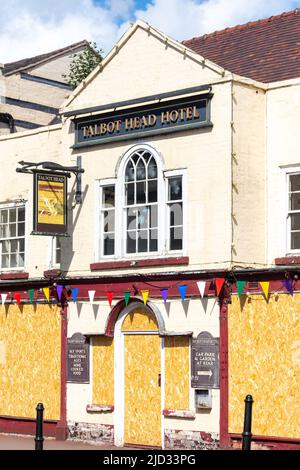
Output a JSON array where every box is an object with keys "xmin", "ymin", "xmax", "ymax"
[{"xmin": 114, "ymin": 302, "xmax": 163, "ymax": 448}]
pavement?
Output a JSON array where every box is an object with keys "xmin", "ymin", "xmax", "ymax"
[{"xmin": 0, "ymin": 433, "xmax": 140, "ymax": 451}]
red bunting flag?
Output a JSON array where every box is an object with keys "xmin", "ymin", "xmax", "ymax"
[
  {"xmin": 14, "ymin": 292, "xmax": 21, "ymax": 305},
  {"xmin": 215, "ymin": 278, "xmax": 225, "ymax": 296},
  {"xmin": 107, "ymin": 292, "xmax": 114, "ymax": 307}
]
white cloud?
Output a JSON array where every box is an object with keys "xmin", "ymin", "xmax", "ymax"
[
  {"xmin": 134, "ymin": 0, "xmax": 300, "ymax": 41},
  {"xmin": 0, "ymin": 0, "xmax": 299, "ymax": 63}
]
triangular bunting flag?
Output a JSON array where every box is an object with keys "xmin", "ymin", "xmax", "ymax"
[
  {"xmin": 178, "ymin": 285, "xmax": 187, "ymax": 301},
  {"xmin": 237, "ymin": 281, "xmax": 246, "ymax": 298},
  {"xmin": 88, "ymin": 290, "xmax": 96, "ymax": 304},
  {"xmin": 141, "ymin": 290, "xmax": 149, "ymax": 305},
  {"xmin": 43, "ymin": 288, "xmax": 50, "ymax": 302},
  {"xmin": 283, "ymin": 279, "xmax": 294, "ymax": 296},
  {"xmin": 124, "ymin": 291, "xmax": 131, "ymax": 306},
  {"xmin": 107, "ymin": 292, "xmax": 114, "ymax": 307},
  {"xmin": 197, "ymin": 281, "xmax": 206, "ymax": 298},
  {"xmin": 1, "ymin": 293, "xmax": 7, "ymax": 306},
  {"xmin": 14, "ymin": 292, "xmax": 21, "ymax": 306},
  {"xmin": 161, "ymin": 288, "xmax": 168, "ymax": 304},
  {"xmin": 56, "ymin": 285, "xmax": 64, "ymax": 301},
  {"xmin": 72, "ymin": 288, "xmax": 79, "ymax": 303},
  {"xmin": 28, "ymin": 289, "xmax": 35, "ymax": 303},
  {"xmin": 260, "ymin": 282, "xmax": 269, "ymax": 300},
  {"xmin": 215, "ymin": 278, "xmax": 225, "ymax": 296}
]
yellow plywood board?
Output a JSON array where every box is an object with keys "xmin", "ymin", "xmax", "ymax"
[
  {"xmin": 164, "ymin": 336, "xmax": 190, "ymax": 410},
  {"xmin": 124, "ymin": 334, "xmax": 161, "ymax": 446},
  {"xmin": 93, "ymin": 336, "xmax": 114, "ymax": 405},
  {"xmin": 122, "ymin": 310, "xmax": 158, "ymax": 331},
  {"xmin": 228, "ymin": 294, "xmax": 300, "ymax": 438},
  {"xmin": 0, "ymin": 304, "xmax": 61, "ymax": 420}
]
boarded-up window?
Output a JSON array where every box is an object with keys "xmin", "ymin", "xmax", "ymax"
[
  {"xmin": 93, "ymin": 336, "xmax": 114, "ymax": 405},
  {"xmin": 164, "ymin": 336, "xmax": 190, "ymax": 410}
]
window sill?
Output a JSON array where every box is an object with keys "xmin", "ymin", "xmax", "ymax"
[
  {"xmin": 275, "ymin": 256, "xmax": 300, "ymax": 266},
  {"xmin": 86, "ymin": 404, "xmax": 114, "ymax": 413},
  {"xmin": 0, "ymin": 272, "xmax": 29, "ymax": 280},
  {"xmin": 90, "ymin": 256, "xmax": 189, "ymax": 271},
  {"xmin": 163, "ymin": 409, "xmax": 195, "ymax": 419}
]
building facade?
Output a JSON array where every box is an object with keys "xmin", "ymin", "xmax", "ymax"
[{"xmin": 0, "ymin": 11, "xmax": 299, "ymax": 450}]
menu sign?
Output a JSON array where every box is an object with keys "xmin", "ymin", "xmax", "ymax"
[{"xmin": 67, "ymin": 333, "xmax": 90, "ymax": 383}]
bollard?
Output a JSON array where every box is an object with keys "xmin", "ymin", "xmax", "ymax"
[
  {"xmin": 35, "ymin": 403, "xmax": 44, "ymax": 451},
  {"xmin": 242, "ymin": 395, "xmax": 253, "ymax": 450}
]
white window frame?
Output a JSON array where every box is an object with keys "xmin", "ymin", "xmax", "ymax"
[
  {"xmin": 48, "ymin": 236, "xmax": 62, "ymax": 269},
  {"xmin": 164, "ymin": 168, "xmax": 187, "ymax": 256},
  {"xmin": 96, "ymin": 145, "xmax": 187, "ymax": 261},
  {"xmin": 0, "ymin": 202, "xmax": 26, "ymax": 271},
  {"xmin": 285, "ymin": 167, "xmax": 300, "ymax": 254},
  {"xmin": 97, "ymin": 178, "xmax": 117, "ymax": 261}
]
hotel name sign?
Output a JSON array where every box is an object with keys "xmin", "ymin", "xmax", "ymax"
[{"xmin": 74, "ymin": 94, "xmax": 212, "ymax": 147}]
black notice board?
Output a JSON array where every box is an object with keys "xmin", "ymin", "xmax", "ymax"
[
  {"xmin": 191, "ymin": 331, "xmax": 219, "ymax": 389},
  {"xmin": 67, "ymin": 333, "xmax": 90, "ymax": 383}
]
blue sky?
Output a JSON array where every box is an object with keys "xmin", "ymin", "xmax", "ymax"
[{"xmin": 1, "ymin": 0, "xmax": 300, "ymax": 62}]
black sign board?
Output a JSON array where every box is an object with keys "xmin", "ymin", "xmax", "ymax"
[
  {"xmin": 74, "ymin": 94, "xmax": 212, "ymax": 148},
  {"xmin": 32, "ymin": 170, "xmax": 68, "ymax": 236},
  {"xmin": 67, "ymin": 333, "xmax": 90, "ymax": 383},
  {"xmin": 191, "ymin": 331, "xmax": 219, "ymax": 389}
]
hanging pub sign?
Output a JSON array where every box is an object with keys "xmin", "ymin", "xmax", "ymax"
[
  {"xmin": 73, "ymin": 93, "xmax": 212, "ymax": 148},
  {"xmin": 32, "ymin": 170, "xmax": 68, "ymax": 236}
]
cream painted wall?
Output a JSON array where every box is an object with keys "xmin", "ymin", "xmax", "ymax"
[
  {"xmin": 62, "ymin": 82, "xmax": 232, "ymax": 276},
  {"xmin": 0, "ymin": 125, "xmax": 62, "ymax": 276},
  {"xmin": 232, "ymin": 82, "xmax": 266, "ymax": 267},
  {"xmin": 66, "ymin": 297, "xmax": 220, "ymax": 434},
  {"xmin": 266, "ymin": 83, "xmax": 300, "ymax": 263},
  {"xmin": 66, "ymin": 26, "xmax": 225, "ymax": 113}
]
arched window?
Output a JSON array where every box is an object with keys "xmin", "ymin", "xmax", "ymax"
[
  {"xmin": 125, "ymin": 149, "xmax": 158, "ymax": 254},
  {"xmin": 98, "ymin": 144, "xmax": 185, "ymax": 259}
]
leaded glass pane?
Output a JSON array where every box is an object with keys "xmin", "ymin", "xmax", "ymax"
[
  {"xmin": 148, "ymin": 180, "xmax": 157, "ymax": 203},
  {"xmin": 136, "ymin": 182, "xmax": 146, "ymax": 204},
  {"xmin": 136, "ymin": 159, "xmax": 146, "ymax": 180}
]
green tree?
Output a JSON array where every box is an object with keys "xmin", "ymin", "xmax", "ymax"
[{"xmin": 64, "ymin": 42, "xmax": 103, "ymax": 90}]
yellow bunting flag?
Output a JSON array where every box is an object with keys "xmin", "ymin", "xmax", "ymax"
[
  {"xmin": 141, "ymin": 290, "xmax": 149, "ymax": 305},
  {"xmin": 259, "ymin": 282, "xmax": 270, "ymax": 300},
  {"xmin": 43, "ymin": 287, "xmax": 50, "ymax": 302}
]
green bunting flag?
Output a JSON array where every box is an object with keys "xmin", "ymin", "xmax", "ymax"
[
  {"xmin": 237, "ymin": 281, "xmax": 246, "ymax": 298},
  {"xmin": 28, "ymin": 289, "xmax": 35, "ymax": 303},
  {"xmin": 124, "ymin": 291, "xmax": 131, "ymax": 306}
]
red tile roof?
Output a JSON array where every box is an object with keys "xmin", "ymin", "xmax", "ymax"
[{"xmin": 183, "ymin": 8, "xmax": 300, "ymax": 83}]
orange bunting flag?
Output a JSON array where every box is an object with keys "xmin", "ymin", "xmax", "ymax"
[
  {"xmin": 259, "ymin": 282, "xmax": 270, "ymax": 300},
  {"xmin": 14, "ymin": 292, "xmax": 21, "ymax": 305},
  {"xmin": 107, "ymin": 292, "xmax": 114, "ymax": 307},
  {"xmin": 215, "ymin": 278, "xmax": 225, "ymax": 296},
  {"xmin": 43, "ymin": 288, "xmax": 50, "ymax": 302},
  {"xmin": 141, "ymin": 290, "xmax": 149, "ymax": 305}
]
